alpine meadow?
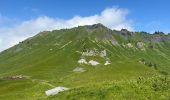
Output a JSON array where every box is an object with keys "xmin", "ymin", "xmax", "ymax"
[
  {"xmin": 0, "ymin": 24, "xmax": 170, "ymax": 99},
  {"xmin": 0, "ymin": 0, "xmax": 170, "ymax": 100}
]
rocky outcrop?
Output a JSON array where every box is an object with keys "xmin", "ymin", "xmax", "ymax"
[
  {"xmin": 120, "ymin": 29, "xmax": 134, "ymax": 36},
  {"xmin": 100, "ymin": 50, "xmax": 107, "ymax": 57},
  {"xmin": 82, "ymin": 50, "xmax": 96, "ymax": 56},
  {"xmin": 136, "ymin": 42, "xmax": 145, "ymax": 50}
]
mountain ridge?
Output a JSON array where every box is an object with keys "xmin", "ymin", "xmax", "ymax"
[{"xmin": 0, "ymin": 23, "xmax": 170, "ymax": 99}]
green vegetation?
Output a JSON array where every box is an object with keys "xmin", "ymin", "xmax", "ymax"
[{"xmin": 0, "ymin": 24, "xmax": 169, "ymax": 99}]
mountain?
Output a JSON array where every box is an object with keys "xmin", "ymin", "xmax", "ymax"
[{"xmin": 0, "ymin": 24, "xmax": 170, "ymax": 100}]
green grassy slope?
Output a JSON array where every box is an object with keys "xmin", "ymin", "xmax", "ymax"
[{"xmin": 0, "ymin": 24, "xmax": 169, "ymax": 100}]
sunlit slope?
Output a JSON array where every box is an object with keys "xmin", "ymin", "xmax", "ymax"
[{"xmin": 0, "ymin": 24, "xmax": 169, "ymax": 100}]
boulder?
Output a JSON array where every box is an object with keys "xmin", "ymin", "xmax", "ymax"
[
  {"xmin": 100, "ymin": 50, "xmax": 107, "ymax": 57},
  {"xmin": 45, "ymin": 87, "xmax": 69, "ymax": 96},
  {"xmin": 127, "ymin": 43, "xmax": 133, "ymax": 48},
  {"xmin": 104, "ymin": 61, "xmax": 111, "ymax": 65},
  {"xmin": 78, "ymin": 59, "xmax": 88, "ymax": 64},
  {"xmin": 88, "ymin": 60, "xmax": 100, "ymax": 66}
]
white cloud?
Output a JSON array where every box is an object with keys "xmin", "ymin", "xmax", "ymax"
[
  {"xmin": 0, "ymin": 7, "xmax": 133, "ymax": 52},
  {"xmin": 0, "ymin": 38, "xmax": 2, "ymax": 44}
]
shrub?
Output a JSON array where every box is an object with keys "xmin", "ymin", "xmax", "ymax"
[
  {"xmin": 151, "ymin": 76, "xmax": 169, "ymax": 91},
  {"xmin": 159, "ymin": 71, "xmax": 168, "ymax": 76},
  {"xmin": 153, "ymin": 64, "xmax": 158, "ymax": 70}
]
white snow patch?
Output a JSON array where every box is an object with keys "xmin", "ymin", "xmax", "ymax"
[
  {"xmin": 104, "ymin": 61, "xmax": 111, "ymax": 65},
  {"xmin": 78, "ymin": 59, "xmax": 88, "ymax": 64},
  {"xmin": 88, "ymin": 60, "xmax": 100, "ymax": 66},
  {"xmin": 45, "ymin": 87, "xmax": 69, "ymax": 96}
]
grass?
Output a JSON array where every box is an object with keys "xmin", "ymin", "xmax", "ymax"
[
  {"xmin": 0, "ymin": 24, "xmax": 170, "ymax": 99},
  {"xmin": 50, "ymin": 75, "xmax": 170, "ymax": 100}
]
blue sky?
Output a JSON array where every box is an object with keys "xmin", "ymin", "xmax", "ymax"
[
  {"xmin": 0, "ymin": 0, "xmax": 170, "ymax": 32},
  {"xmin": 0, "ymin": 0, "xmax": 170, "ymax": 51}
]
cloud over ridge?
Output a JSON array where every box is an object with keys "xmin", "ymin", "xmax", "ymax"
[{"xmin": 0, "ymin": 7, "xmax": 133, "ymax": 51}]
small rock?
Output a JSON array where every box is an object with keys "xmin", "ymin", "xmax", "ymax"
[
  {"xmin": 104, "ymin": 61, "xmax": 111, "ymax": 65},
  {"xmin": 45, "ymin": 87, "xmax": 69, "ymax": 96},
  {"xmin": 73, "ymin": 67, "xmax": 85, "ymax": 73}
]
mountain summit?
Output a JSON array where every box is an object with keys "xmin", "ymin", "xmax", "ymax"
[{"xmin": 0, "ymin": 24, "xmax": 170, "ymax": 99}]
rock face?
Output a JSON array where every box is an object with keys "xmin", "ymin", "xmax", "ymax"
[
  {"xmin": 120, "ymin": 29, "xmax": 134, "ymax": 36},
  {"xmin": 84, "ymin": 23, "xmax": 108, "ymax": 33},
  {"xmin": 81, "ymin": 49, "xmax": 107, "ymax": 57},
  {"xmin": 45, "ymin": 87, "xmax": 69, "ymax": 96},
  {"xmin": 151, "ymin": 35, "xmax": 169, "ymax": 42},
  {"xmin": 82, "ymin": 50, "xmax": 96, "ymax": 56}
]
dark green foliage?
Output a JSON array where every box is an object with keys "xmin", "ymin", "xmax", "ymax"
[
  {"xmin": 154, "ymin": 31, "xmax": 165, "ymax": 35},
  {"xmin": 148, "ymin": 62, "xmax": 153, "ymax": 67},
  {"xmin": 141, "ymin": 58, "xmax": 159, "ymax": 70},
  {"xmin": 151, "ymin": 76, "xmax": 169, "ymax": 91},
  {"xmin": 159, "ymin": 71, "xmax": 168, "ymax": 76},
  {"xmin": 153, "ymin": 64, "xmax": 158, "ymax": 70},
  {"xmin": 141, "ymin": 58, "xmax": 144, "ymax": 62}
]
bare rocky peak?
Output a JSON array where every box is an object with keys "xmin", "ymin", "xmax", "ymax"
[
  {"xmin": 120, "ymin": 29, "xmax": 135, "ymax": 36},
  {"xmin": 84, "ymin": 23, "xmax": 111, "ymax": 33},
  {"xmin": 150, "ymin": 36, "xmax": 168, "ymax": 42},
  {"xmin": 85, "ymin": 23, "xmax": 108, "ymax": 29}
]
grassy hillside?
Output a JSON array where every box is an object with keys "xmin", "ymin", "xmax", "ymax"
[{"xmin": 0, "ymin": 24, "xmax": 169, "ymax": 100}]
